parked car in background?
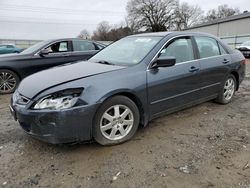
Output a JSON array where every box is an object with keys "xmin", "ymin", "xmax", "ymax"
[
  {"xmin": 237, "ymin": 41, "xmax": 250, "ymax": 57},
  {"xmin": 0, "ymin": 44, "xmax": 22, "ymax": 54},
  {"xmin": 10, "ymin": 32, "xmax": 246, "ymax": 145},
  {"xmin": 0, "ymin": 38, "xmax": 106, "ymax": 94}
]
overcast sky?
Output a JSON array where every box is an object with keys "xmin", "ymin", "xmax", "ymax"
[{"xmin": 0, "ymin": 0, "xmax": 249, "ymax": 40}]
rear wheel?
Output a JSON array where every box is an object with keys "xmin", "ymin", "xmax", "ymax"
[
  {"xmin": 215, "ymin": 74, "xmax": 236, "ymax": 104},
  {"xmin": 0, "ymin": 69, "xmax": 19, "ymax": 94},
  {"xmin": 93, "ymin": 96, "xmax": 140, "ymax": 145}
]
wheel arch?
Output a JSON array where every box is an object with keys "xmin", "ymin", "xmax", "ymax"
[{"xmin": 97, "ymin": 90, "xmax": 147, "ymax": 126}]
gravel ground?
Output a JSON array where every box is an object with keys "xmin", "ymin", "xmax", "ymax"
[{"xmin": 0, "ymin": 61, "xmax": 249, "ymax": 188}]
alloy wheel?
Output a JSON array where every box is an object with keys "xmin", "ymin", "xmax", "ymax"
[
  {"xmin": 223, "ymin": 78, "xmax": 235, "ymax": 101},
  {"xmin": 0, "ymin": 71, "xmax": 17, "ymax": 93},
  {"xmin": 100, "ymin": 104, "xmax": 134, "ymax": 141}
]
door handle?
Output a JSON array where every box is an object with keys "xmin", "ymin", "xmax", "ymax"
[
  {"xmin": 62, "ymin": 54, "xmax": 70, "ymax": 57},
  {"xmin": 222, "ymin": 59, "xmax": 230, "ymax": 64},
  {"xmin": 189, "ymin": 66, "xmax": 199, "ymax": 73}
]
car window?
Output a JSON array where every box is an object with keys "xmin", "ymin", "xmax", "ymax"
[
  {"xmin": 195, "ymin": 37, "xmax": 220, "ymax": 58},
  {"xmin": 45, "ymin": 41, "xmax": 69, "ymax": 53},
  {"xmin": 7, "ymin": 45, "xmax": 14, "ymax": 48},
  {"xmin": 159, "ymin": 38, "xmax": 194, "ymax": 63},
  {"xmin": 73, "ymin": 40, "xmax": 96, "ymax": 51}
]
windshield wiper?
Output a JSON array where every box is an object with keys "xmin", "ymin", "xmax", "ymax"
[{"xmin": 96, "ymin": 60, "xmax": 115, "ymax": 65}]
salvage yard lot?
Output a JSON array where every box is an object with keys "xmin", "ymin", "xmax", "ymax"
[{"xmin": 0, "ymin": 61, "xmax": 250, "ymax": 188}]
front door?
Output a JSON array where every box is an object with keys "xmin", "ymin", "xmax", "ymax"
[
  {"xmin": 31, "ymin": 40, "xmax": 72, "ymax": 73},
  {"xmin": 147, "ymin": 36, "xmax": 202, "ymax": 118}
]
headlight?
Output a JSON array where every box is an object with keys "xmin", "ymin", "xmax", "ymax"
[{"xmin": 33, "ymin": 88, "xmax": 83, "ymax": 110}]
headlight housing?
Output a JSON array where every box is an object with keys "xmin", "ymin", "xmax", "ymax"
[{"xmin": 33, "ymin": 88, "xmax": 83, "ymax": 110}]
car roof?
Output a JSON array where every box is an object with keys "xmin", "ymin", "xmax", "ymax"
[
  {"xmin": 44, "ymin": 38, "xmax": 106, "ymax": 46},
  {"xmin": 131, "ymin": 32, "xmax": 173, "ymax": 37},
  {"xmin": 128, "ymin": 31, "xmax": 233, "ymax": 53},
  {"xmin": 129, "ymin": 31, "xmax": 218, "ymax": 38},
  {"xmin": 45, "ymin": 38, "xmax": 99, "ymax": 42}
]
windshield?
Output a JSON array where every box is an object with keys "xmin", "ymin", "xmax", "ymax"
[
  {"xmin": 241, "ymin": 41, "xmax": 250, "ymax": 46},
  {"xmin": 90, "ymin": 36, "xmax": 162, "ymax": 65},
  {"xmin": 21, "ymin": 40, "xmax": 49, "ymax": 54}
]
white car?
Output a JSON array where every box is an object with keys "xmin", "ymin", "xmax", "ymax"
[{"xmin": 237, "ymin": 41, "xmax": 250, "ymax": 57}]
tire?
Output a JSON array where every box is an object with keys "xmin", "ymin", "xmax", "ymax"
[
  {"xmin": 93, "ymin": 95, "xmax": 140, "ymax": 146},
  {"xmin": 0, "ymin": 69, "xmax": 20, "ymax": 94},
  {"xmin": 215, "ymin": 74, "xmax": 236, "ymax": 104}
]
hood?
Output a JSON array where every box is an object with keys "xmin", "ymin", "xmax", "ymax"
[
  {"xmin": 0, "ymin": 53, "xmax": 32, "ymax": 61},
  {"xmin": 18, "ymin": 61, "xmax": 125, "ymax": 98}
]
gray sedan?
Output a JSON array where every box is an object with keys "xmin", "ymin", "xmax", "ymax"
[{"xmin": 10, "ymin": 32, "xmax": 246, "ymax": 145}]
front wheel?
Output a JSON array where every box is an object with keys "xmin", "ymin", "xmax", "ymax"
[
  {"xmin": 93, "ymin": 96, "xmax": 140, "ymax": 145},
  {"xmin": 0, "ymin": 69, "xmax": 20, "ymax": 94},
  {"xmin": 215, "ymin": 74, "xmax": 236, "ymax": 104}
]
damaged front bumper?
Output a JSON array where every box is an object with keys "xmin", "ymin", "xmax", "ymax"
[{"xmin": 10, "ymin": 98, "xmax": 97, "ymax": 144}]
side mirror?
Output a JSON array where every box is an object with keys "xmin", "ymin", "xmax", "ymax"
[
  {"xmin": 38, "ymin": 48, "xmax": 50, "ymax": 56},
  {"xmin": 151, "ymin": 56, "xmax": 176, "ymax": 68}
]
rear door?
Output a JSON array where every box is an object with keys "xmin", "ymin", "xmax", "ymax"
[
  {"xmin": 194, "ymin": 36, "xmax": 231, "ymax": 97},
  {"xmin": 147, "ymin": 36, "xmax": 202, "ymax": 117},
  {"xmin": 70, "ymin": 40, "xmax": 100, "ymax": 62}
]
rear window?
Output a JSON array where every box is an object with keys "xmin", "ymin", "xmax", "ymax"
[
  {"xmin": 73, "ymin": 40, "xmax": 96, "ymax": 51},
  {"xmin": 195, "ymin": 37, "xmax": 220, "ymax": 58}
]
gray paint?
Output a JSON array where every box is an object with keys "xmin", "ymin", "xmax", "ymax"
[{"xmin": 11, "ymin": 31, "xmax": 246, "ymax": 144}]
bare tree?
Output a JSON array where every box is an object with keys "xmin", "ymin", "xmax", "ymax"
[
  {"xmin": 92, "ymin": 21, "xmax": 111, "ymax": 41},
  {"xmin": 174, "ymin": 2, "xmax": 204, "ymax": 30},
  {"xmin": 108, "ymin": 26, "xmax": 133, "ymax": 41},
  {"xmin": 126, "ymin": 0, "xmax": 177, "ymax": 32},
  {"xmin": 92, "ymin": 21, "xmax": 132, "ymax": 41},
  {"xmin": 78, "ymin": 29, "xmax": 90, "ymax": 39},
  {"xmin": 205, "ymin": 4, "xmax": 240, "ymax": 21},
  {"xmin": 125, "ymin": 17, "xmax": 140, "ymax": 34}
]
